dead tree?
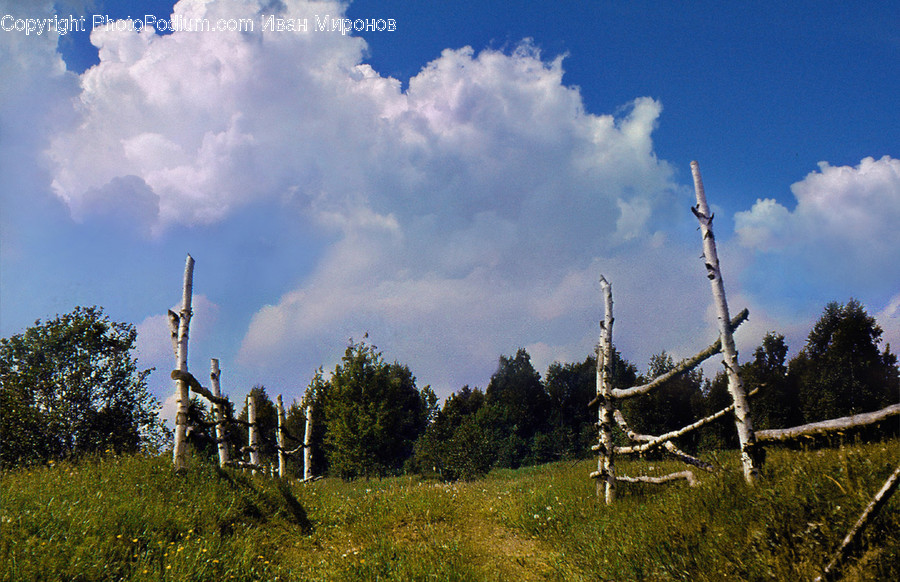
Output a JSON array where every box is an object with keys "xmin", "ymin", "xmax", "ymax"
[
  {"xmin": 589, "ymin": 276, "xmax": 750, "ymax": 498},
  {"xmin": 595, "ymin": 276, "xmax": 616, "ymax": 503},
  {"xmin": 247, "ymin": 392, "xmax": 260, "ymax": 470},
  {"xmin": 170, "ymin": 255, "xmax": 195, "ymax": 472},
  {"xmin": 210, "ymin": 358, "xmax": 230, "ymax": 468},
  {"xmin": 815, "ymin": 462, "xmax": 900, "ymax": 582},
  {"xmin": 303, "ymin": 403, "xmax": 314, "ymax": 481},
  {"xmin": 691, "ymin": 161, "xmax": 759, "ymax": 483}
]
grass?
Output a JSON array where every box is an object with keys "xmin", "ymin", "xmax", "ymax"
[{"xmin": 2, "ymin": 440, "xmax": 898, "ymax": 581}]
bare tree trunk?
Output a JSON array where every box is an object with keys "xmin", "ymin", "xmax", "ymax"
[
  {"xmin": 595, "ymin": 275, "xmax": 616, "ymax": 504},
  {"xmin": 248, "ymin": 393, "xmax": 260, "ymax": 472},
  {"xmin": 691, "ymin": 161, "xmax": 759, "ymax": 484},
  {"xmin": 815, "ymin": 463, "xmax": 900, "ymax": 582},
  {"xmin": 303, "ymin": 404, "xmax": 314, "ymax": 481},
  {"xmin": 210, "ymin": 359, "xmax": 230, "ymax": 468},
  {"xmin": 276, "ymin": 395, "xmax": 286, "ymax": 478},
  {"xmin": 171, "ymin": 255, "xmax": 195, "ymax": 471}
]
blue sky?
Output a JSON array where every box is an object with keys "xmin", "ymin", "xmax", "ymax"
[{"xmin": 2, "ymin": 0, "xmax": 898, "ymax": 423}]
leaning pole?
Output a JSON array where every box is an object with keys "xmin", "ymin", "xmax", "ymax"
[
  {"xmin": 690, "ymin": 162, "xmax": 759, "ymax": 483},
  {"xmin": 171, "ymin": 255, "xmax": 195, "ymax": 471}
]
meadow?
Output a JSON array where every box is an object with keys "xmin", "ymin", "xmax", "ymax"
[{"xmin": 2, "ymin": 440, "xmax": 898, "ymax": 581}]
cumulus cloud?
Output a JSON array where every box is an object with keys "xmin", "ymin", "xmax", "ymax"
[
  {"xmin": 35, "ymin": 0, "xmax": 682, "ymax": 393},
  {"xmin": 735, "ymin": 156, "xmax": 900, "ymax": 281}
]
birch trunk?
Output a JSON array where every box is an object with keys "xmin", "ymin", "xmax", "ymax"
[
  {"xmin": 303, "ymin": 404, "xmax": 314, "ymax": 481},
  {"xmin": 814, "ymin": 463, "xmax": 900, "ymax": 582},
  {"xmin": 608, "ymin": 309, "xmax": 748, "ymax": 401},
  {"xmin": 757, "ymin": 403, "xmax": 900, "ymax": 443},
  {"xmin": 276, "ymin": 395, "xmax": 286, "ymax": 478},
  {"xmin": 691, "ymin": 161, "xmax": 759, "ymax": 483},
  {"xmin": 210, "ymin": 359, "xmax": 230, "ymax": 468},
  {"xmin": 595, "ymin": 275, "xmax": 616, "ymax": 504},
  {"xmin": 171, "ymin": 255, "xmax": 195, "ymax": 471},
  {"xmin": 248, "ymin": 393, "xmax": 260, "ymax": 471}
]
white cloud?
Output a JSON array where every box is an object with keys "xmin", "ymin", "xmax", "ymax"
[
  {"xmin": 735, "ymin": 156, "xmax": 900, "ymax": 279},
  {"xmin": 35, "ymin": 0, "xmax": 696, "ymax": 395},
  {"xmin": 876, "ymin": 293, "xmax": 900, "ymax": 354}
]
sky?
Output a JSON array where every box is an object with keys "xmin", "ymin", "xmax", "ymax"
[{"xmin": 1, "ymin": 0, "xmax": 898, "ymax": 425}]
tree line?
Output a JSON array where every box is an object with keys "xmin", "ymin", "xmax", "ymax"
[{"xmin": 2, "ymin": 299, "xmax": 897, "ymax": 477}]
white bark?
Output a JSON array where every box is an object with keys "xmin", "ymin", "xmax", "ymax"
[
  {"xmin": 613, "ymin": 387, "xmax": 759, "ymax": 456},
  {"xmin": 691, "ymin": 161, "xmax": 758, "ymax": 484},
  {"xmin": 303, "ymin": 403, "xmax": 314, "ymax": 481},
  {"xmin": 210, "ymin": 359, "xmax": 230, "ymax": 468},
  {"xmin": 814, "ymin": 463, "xmax": 900, "ymax": 582},
  {"xmin": 595, "ymin": 275, "xmax": 616, "ymax": 504},
  {"xmin": 247, "ymin": 393, "xmax": 260, "ymax": 471},
  {"xmin": 615, "ymin": 470, "xmax": 698, "ymax": 487},
  {"xmin": 609, "ymin": 309, "xmax": 748, "ymax": 401},
  {"xmin": 757, "ymin": 403, "xmax": 900, "ymax": 443},
  {"xmin": 276, "ymin": 395, "xmax": 286, "ymax": 478},
  {"xmin": 172, "ymin": 255, "xmax": 195, "ymax": 471}
]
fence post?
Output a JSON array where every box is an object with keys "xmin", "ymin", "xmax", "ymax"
[
  {"xmin": 248, "ymin": 393, "xmax": 260, "ymax": 471},
  {"xmin": 304, "ymin": 403, "xmax": 314, "ymax": 481},
  {"xmin": 170, "ymin": 255, "xmax": 195, "ymax": 471},
  {"xmin": 276, "ymin": 395, "xmax": 287, "ymax": 478},
  {"xmin": 210, "ymin": 358, "xmax": 229, "ymax": 468},
  {"xmin": 691, "ymin": 161, "xmax": 759, "ymax": 483},
  {"xmin": 595, "ymin": 275, "xmax": 616, "ymax": 503}
]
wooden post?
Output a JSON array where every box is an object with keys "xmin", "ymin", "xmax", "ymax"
[
  {"xmin": 171, "ymin": 255, "xmax": 195, "ymax": 471},
  {"xmin": 248, "ymin": 393, "xmax": 260, "ymax": 471},
  {"xmin": 276, "ymin": 395, "xmax": 286, "ymax": 478},
  {"xmin": 303, "ymin": 403, "xmax": 313, "ymax": 481},
  {"xmin": 595, "ymin": 275, "xmax": 616, "ymax": 503},
  {"xmin": 210, "ymin": 359, "xmax": 229, "ymax": 468},
  {"xmin": 691, "ymin": 161, "xmax": 759, "ymax": 483}
]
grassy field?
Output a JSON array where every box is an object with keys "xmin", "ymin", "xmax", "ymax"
[{"xmin": 2, "ymin": 440, "xmax": 898, "ymax": 581}]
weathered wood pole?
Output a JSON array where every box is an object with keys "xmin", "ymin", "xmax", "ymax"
[
  {"xmin": 276, "ymin": 395, "xmax": 287, "ymax": 478},
  {"xmin": 303, "ymin": 403, "xmax": 314, "ymax": 481},
  {"xmin": 210, "ymin": 358, "xmax": 229, "ymax": 468},
  {"xmin": 171, "ymin": 255, "xmax": 195, "ymax": 471},
  {"xmin": 690, "ymin": 161, "xmax": 759, "ymax": 483},
  {"xmin": 248, "ymin": 393, "xmax": 260, "ymax": 471},
  {"xmin": 815, "ymin": 463, "xmax": 900, "ymax": 582},
  {"xmin": 595, "ymin": 275, "xmax": 616, "ymax": 503}
]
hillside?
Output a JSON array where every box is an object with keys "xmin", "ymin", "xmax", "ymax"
[{"xmin": 2, "ymin": 441, "xmax": 898, "ymax": 581}]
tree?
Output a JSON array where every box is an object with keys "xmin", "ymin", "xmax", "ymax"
[
  {"xmin": 545, "ymin": 350, "xmax": 639, "ymax": 459},
  {"xmin": 743, "ymin": 332, "xmax": 799, "ymax": 429},
  {"xmin": 484, "ymin": 348, "xmax": 549, "ymax": 465},
  {"xmin": 316, "ymin": 340, "xmax": 436, "ymax": 479},
  {"xmin": 412, "ymin": 386, "xmax": 494, "ymax": 480},
  {"xmin": 788, "ymin": 300, "xmax": 899, "ymax": 423},
  {"xmin": 0, "ymin": 306, "xmax": 166, "ymax": 468}
]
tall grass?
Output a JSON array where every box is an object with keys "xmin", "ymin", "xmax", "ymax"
[{"xmin": 2, "ymin": 440, "xmax": 898, "ymax": 581}]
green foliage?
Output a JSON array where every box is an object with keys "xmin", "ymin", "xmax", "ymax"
[
  {"xmin": 743, "ymin": 332, "xmax": 800, "ymax": 429},
  {"xmin": 413, "ymin": 386, "xmax": 494, "ymax": 480},
  {"xmin": 314, "ymin": 340, "xmax": 436, "ymax": 479},
  {"xmin": 788, "ymin": 299, "xmax": 899, "ymax": 423},
  {"xmin": 485, "ymin": 348, "xmax": 549, "ymax": 446},
  {"xmin": 0, "ymin": 306, "xmax": 167, "ymax": 468}
]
